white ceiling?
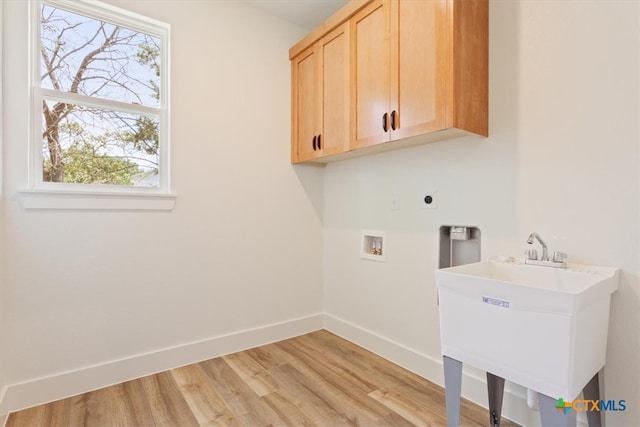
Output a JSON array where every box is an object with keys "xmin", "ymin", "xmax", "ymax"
[{"xmin": 243, "ymin": 0, "xmax": 349, "ymax": 30}]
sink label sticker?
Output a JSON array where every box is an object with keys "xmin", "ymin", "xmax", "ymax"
[{"xmin": 482, "ymin": 296, "xmax": 510, "ymax": 308}]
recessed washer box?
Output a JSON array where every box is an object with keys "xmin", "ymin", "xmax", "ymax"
[{"xmin": 361, "ymin": 230, "xmax": 385, "ymax": 262}]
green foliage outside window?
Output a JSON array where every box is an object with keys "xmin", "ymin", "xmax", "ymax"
[{"xmin": 40, "ymin": 2, "xmax": 163, "ymax": 187}]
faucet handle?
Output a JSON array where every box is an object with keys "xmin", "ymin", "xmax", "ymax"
[
  {"xmin": 525, "ymin": 249, "xmax": 538, "ymax": 260},
  {"xmin": 553, "ymin": 251, "xmax": 567, "ymax": 263}
]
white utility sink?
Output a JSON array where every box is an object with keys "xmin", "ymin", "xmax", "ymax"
[{"xmin": 435, "ymin": 257, "xmax": 619, "ymax": 400}]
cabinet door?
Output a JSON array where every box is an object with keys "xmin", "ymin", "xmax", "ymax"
[
  {"xmin": 319, "ymin": 23, "xmax": 350, "ymax": 158},
  {"xmin": 292, "ymin": 24, "xmax": 349, "ymax": 163},
  {"xmin": 291, "ymin": 46, "xmax": 319, "ymax": 163},
  {"xmin": 350, "ymin": 0, "xmax": 391, "ymax": 150},
  {"xmin": 390, "ymin": 0, "xmax": 448, "ymax": 141}
]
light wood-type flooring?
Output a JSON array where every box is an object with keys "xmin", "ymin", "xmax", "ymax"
[{"xmin": 7, "ymin": 330, "xmax": 519, "ymax": 426}]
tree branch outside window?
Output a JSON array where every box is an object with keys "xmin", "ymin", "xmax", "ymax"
[{"xmin": 39, "ymin": 2, "xmax": 163, "ymax": 188}]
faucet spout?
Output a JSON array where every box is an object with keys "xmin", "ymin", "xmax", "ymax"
[
  {"xmin": 527, "ymin": 232, "xmax": 548, "ymax": 261},
  {"xmin": 525, "ymin": 232, "xmax": 566, "ymax": 268}
]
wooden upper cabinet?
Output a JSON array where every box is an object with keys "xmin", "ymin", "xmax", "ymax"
[
  {"xmin": 350, "ymin": 1, "xmax": 391, "ymax": 149},
  {"xmin": 352, "ymin": 0, "xmax": 486, "ymax": 150},
  {"xmin": 448, "ymin": 0, "xmax": 489, "ymax": 136},
  {"xmin": 290, "ymin": 0, "xmax": 488, "ymax": 164},
  {"xmin": 353, "ymin": 0, "xmax": 446, "ymax": 150},
  {"xmin": 391, "ymin": 0, "xmax": 448, "ymax": 141},
  {"xmin": 291, "ymin": 23, "xmax": 350, "ymax": 163},
  {"xmin": 291, "ymin": 46, "xmax": 318, "ymax": 163}
]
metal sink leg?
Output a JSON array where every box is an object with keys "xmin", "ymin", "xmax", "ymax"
[
  {"xmin": 443, "ymin": 356, "xmax": 463, "ymax": 427},
  {"xmin": 538, "ymin": 392, "xmax": 577, "ymax": 427},
  {"xmin": 487, "ymin": 372, "xmax": 505, "ymax": 426},
  {"xmin": 583, "ymin": 372, "xmax": 602, "ymax": 427}
]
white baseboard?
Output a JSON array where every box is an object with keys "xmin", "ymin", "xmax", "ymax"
[
  {"xmin": 323, "ymin": 313, "xmax": 549, "ymax": 427},
  {"xmin": 0, "ymin": 313, "xmax": 323, "ymax": 416}
]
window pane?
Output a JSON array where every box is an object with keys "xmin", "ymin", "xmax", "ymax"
[
  {"xmin": 42, "ymin": 100, "xmax": 160, "ymax": 187},
  {"xmin": 41, "ymin": 4, "xmax": 161, "ymax": 107}
]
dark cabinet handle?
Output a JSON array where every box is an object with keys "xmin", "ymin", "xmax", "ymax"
[
  {"xmin": 391, "ymin": 110, "xmax": 397, "ymax": 130},
  {"xmin": 313, "ymin": 135, "xmax": 317, "ymax": 151},
  {"xmin": 318, "ymin": 134, "xmax": 321, "ymax": 150},
  {"xmin": 383, "ymin": 113, "xmax": 389, "ymax": 132}
]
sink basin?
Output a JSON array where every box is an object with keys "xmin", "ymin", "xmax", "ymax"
[{"xmin": 435, "ymin": 257, "xmax": 619, "ymax": 399}]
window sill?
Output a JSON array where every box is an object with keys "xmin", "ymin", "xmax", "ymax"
[{"xmin": 18, "ymin": 189, "xmax": 176, "ymax": 211}]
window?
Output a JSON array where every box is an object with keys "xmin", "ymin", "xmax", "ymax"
[{"xmin": 29, "ymin": 0, "xmax": 171, "ymax": 199}]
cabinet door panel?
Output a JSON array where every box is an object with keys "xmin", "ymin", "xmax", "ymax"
[
  {"xmin": 292, "ymin": 48, "xmax": 318, "ymax": 162},
  {"xmin": 321, "ymin": 23, "xmax": 350, "ymax": 157},
  {"xmin": 391, "ymin": 0, "xmax": 447, "ymax": 141},
  {"xmin": 351, "ymin": 0, "xmax": 391, "ymax": 150}
]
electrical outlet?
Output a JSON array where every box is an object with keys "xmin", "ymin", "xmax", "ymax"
[{"xmin": 422, "ymin": 191, "xmax": 438, "ymax": 209}]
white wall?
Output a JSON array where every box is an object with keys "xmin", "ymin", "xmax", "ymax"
[
  {"xmin": 323, "ymin": 1, "xmax": 639, "ymax": 426},
  {"xmin": 1, "ymin": 0, "xmax": 323, "ymax": 414}
]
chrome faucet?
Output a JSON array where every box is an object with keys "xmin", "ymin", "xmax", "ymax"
[
  {"xmin": 526, "ymin": 232, "xmax": 548, "ymax": 261},
  {"xmin": 525, "ymin": 232, "xmax": 567, "ymax": 268}
]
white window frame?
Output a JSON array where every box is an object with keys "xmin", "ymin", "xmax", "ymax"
[{"xmin": 21, "ymin": 0, "xmax": 175, "ymax": 210}]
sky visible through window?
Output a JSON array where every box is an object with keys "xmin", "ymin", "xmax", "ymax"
[{"xmin": 40, "ymin": 3, "xmax": 162, "ymax": 187}]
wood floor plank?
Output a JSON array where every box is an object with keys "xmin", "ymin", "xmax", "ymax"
[
  {"xmin": 200, "ymin": 357, "xmax": 286, "ymax": 426},
  {"xmin": 302, "ymin": 331, "xmax": 428, "ymax": 398},
  {"xmin": 170, "ymin": 363, "xmax": 242, "ymax": 426},
  {"xmin": 223, "ymin": 350, "xmax": 280, "ymax": 397},
  {"xmin": 68, "ymin": 383, "xmax": 139, "ymax": 426},
  {"xmin": 260, "ymin": 388, "xmax": 320, "ymax": 427},
  {"xmin": 306, "ymin": 331, "xmax": 432, "ymax": 392},
  {"xmin": 118, "ymin": 379, "xmax": 159, "ymax": 426},
  {"xmin": 42, "ymin": 399, "xmax": 70, "ymax": 426},
  {"xmin": 369, "ymin": 387, "xmax": 449, "ymax": 427},
  {"xmin": 67, "ymin": 392, "xmax": 91, "ymax": 425},
  {"xmin": 7, "ymin": 330, "xmax": 521, "ymax": 427},
  {"xmin": 245, "ymin": 337, "xmax": 383, "ymax": 425},
  {"xmin": 311, "ymin": 332, "xmax": 450, "ymax": 412},
  {"xmin": 376, "ymin": 412, "xmax": 419, "ymax": 427},
  {"xmin": 289, "ymin": 333, "xmax": 380, "ymax": 394},
  {"xmin": 271, "ymin": 362, "xmax": 371, "ymax": 426},
  {"xmin": 140, "ymin": 371, "xmax": 199, "ymax": 427},
  {"xmin": 6, "ymin": 398, "xmax": 70, "ymax": 427},
  {"xmin": 244, "ymin": 341, "xmax": 296, "ymax": 371},
  {"xmin": 247, "ymin": 347, "xmax": 359, "ymax": 425},
  {"xmin": 275, "ymin": 339, "xmax": 393, "ymax": 423}
]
